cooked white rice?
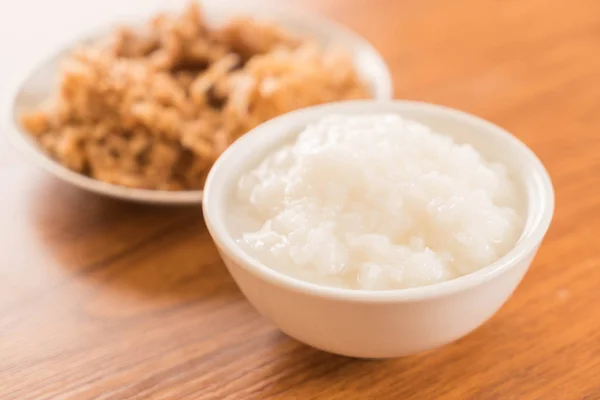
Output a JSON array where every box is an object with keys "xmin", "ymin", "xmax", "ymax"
[{"xmin": 229, "ymin": 114, "xmax": 524, "ymax": 290}]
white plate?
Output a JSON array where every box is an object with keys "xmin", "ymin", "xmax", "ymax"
[{"xmin": 2, "ymin": 1, "xmax": 393, "ymax": 205}]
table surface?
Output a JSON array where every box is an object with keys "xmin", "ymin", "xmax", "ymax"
[{"xmin": 2, "ymin": 0, "xmax": 600, "ymax": 399}]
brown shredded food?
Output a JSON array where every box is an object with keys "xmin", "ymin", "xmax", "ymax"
[{"xmin": 20, "ymin": 2, "xmax": 371, "ymax": 190}]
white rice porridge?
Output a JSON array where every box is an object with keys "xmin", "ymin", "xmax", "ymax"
[{"xmin": 228, "ymin": 114, "xmax": 524, "ymax": 290}]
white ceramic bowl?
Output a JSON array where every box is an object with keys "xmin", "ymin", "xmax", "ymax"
[
  {"xmin": 203, "ymin": 100, "xmax": 554, "ymax": 358},
  {"xmin": 2, "ymin": 1, "xmax": 392, "ymax": 205}
]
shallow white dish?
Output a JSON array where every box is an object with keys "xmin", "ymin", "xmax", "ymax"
[
  {"xmin": 203, "ymin": 100, "xmax": 554, "ymax": 358},
  {"xmin": 2, "ymin": 1, "xmax": 392, "ymax": 205}
]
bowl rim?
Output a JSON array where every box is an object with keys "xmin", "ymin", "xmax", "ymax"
[
  {"xmin": 202, "ymin": 99, "xmax": 555, "ymax": 302},
  {"xmin": 1, "ymin": 0, "xmax": 393, "ymax": 205}
]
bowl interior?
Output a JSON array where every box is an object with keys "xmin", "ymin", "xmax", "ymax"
[
  {"xmin": 5, "ymin": 2, "xmax": 392, "ymax": 205},
  {"xmin": 203, "ymin": 100, "xmax": 555, "ymax": 300}
]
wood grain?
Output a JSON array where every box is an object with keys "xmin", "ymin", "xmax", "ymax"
[{"xmin": 2, "ymin": 0, "xmax": 600, "ymax": 398}]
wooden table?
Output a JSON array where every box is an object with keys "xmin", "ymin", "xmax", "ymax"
[{"xmin": 2, "ymin": 0, "xmax": 600, "ymax": 398}]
